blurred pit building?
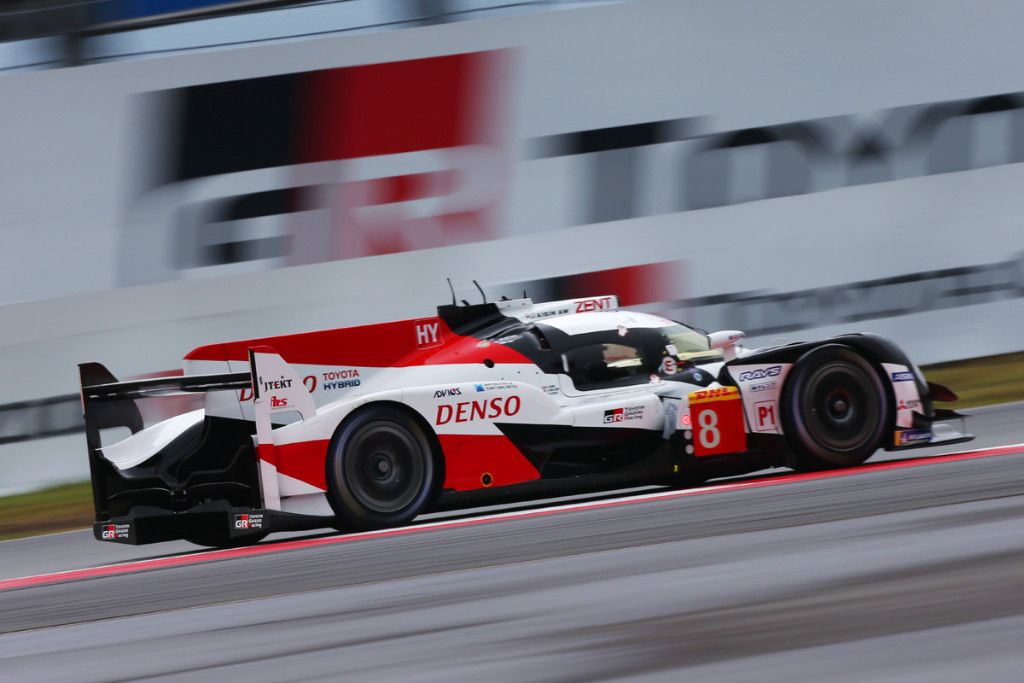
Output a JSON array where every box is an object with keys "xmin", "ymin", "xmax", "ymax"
[{"xmin": 1, "ymin": 0, "xmax": 1024, "ymax": 492}]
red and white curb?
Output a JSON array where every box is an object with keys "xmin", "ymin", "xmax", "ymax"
[{"xmin": 2, "ymin": 443, "xmax": 1022, "ymax": 592}]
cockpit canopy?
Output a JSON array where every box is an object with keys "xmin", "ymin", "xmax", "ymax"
[{"xmin": 480, "ymin": 310, "xmax": 722, "ymax": 391}]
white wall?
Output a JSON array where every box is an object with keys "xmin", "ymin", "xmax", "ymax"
[{"xmin": 2, "ymin": 0, "xmax": 1024, "ymax": 490}]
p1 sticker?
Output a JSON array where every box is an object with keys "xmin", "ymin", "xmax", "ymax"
[{"xmin": 753, "ymin": 400, "xmax": 777, "ymax": 432}]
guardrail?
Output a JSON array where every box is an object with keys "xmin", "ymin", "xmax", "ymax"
[
  {"xmin": 1, "ymin": 0, "xmax": 608, "ymax": 69},
  {"xmin": 0, "ymin": 395, "xmax": 81, "ymax": 447}
]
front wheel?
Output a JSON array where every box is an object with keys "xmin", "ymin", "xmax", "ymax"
[
  {"xmin": 782, "ymin": 345, "xmax": 890, "ymax": 470},
  {"xmin": 326, "ymin": 406, "xmax": 436, "ymax": 531}
]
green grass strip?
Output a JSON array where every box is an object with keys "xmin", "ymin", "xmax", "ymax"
[
  {"xmin": 0, "ymin": 481, "xmax": 94, "ymax": 541},
  {"xmin": 921, "ymin": 352, "xmax": 1024, "ymax": 410}
]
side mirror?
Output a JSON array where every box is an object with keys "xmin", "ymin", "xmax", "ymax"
[{"xmin": 708, "ymin": 330, "xmax": 745, "ymax": 361}]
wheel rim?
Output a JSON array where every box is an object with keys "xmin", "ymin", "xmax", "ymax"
[
  {"xmin": 343, "ymin": 421, "xmax": 426, "ymax": 513},
  {"xmin": 800, "ymin": 361, "xmax": 880, "ymax": 452}
]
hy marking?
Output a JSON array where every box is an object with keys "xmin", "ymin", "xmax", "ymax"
[{"xmin": 1, "ymin": 443, "xmax": 1022, "ymax": 592}]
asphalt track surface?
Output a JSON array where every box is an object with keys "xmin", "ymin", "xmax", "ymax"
[{"xmin": 1, "ymin": 403, "xmax": 1022, "ymax": 681}]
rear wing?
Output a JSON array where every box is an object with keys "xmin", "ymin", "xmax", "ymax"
[
  {"xmin": 78, "ymin": 349, "xmax": 315, "ymax": 522},
  {"xmin": 78, "ymin": 362, "xmax": 251, "ymax": 460},
  {"xmin": 81, "ymin": 368, "xmax": 251, "ymax": 402},
  {"xmin": 78, "ymin": 362, "xmax": 256, "ymax": 522}
]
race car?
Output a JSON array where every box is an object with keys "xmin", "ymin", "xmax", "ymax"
[{"xmin": 79, "ymin": 293, "xmax": 971, "ymax": 547}]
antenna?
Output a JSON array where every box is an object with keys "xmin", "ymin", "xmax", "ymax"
[
  {"xmin": 446, "ymin": 278, "xmax": 456, "ymax": 306},
  {"xmin": 472, "ymin": 280, "xmax": 487, "ymax": 304}
]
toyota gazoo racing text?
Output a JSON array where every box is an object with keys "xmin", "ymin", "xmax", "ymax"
[{"xmin": 78, "ymin": 294, "xmax": 971, "ymax": 547}]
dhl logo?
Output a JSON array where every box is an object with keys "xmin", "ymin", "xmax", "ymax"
[{"xmin": 688, "ymin": 386, "xmax": 740, "ymax": 404}]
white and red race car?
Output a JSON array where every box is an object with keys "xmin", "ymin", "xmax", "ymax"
[{"xmin": 80, "ymin": 294, "xmax": 970, "ymax": 546}]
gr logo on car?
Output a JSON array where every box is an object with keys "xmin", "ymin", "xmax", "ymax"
[
  {"xmin": 737, "ymin": 366, "xmax": 782, "ymax": 382},
  {"xmin": 100, "ymin": 523, "xmax": 130, "ymax": 540},
  {"xmin": 603, "ymin": 406, "xmax": 644, "ymax": 423},
  {"xmin": 234, "ymin": 513, "xmax": 264, "ymax": 530},
  {"xmin": 436, "ymin": 396, "xmax": 521, "ymax": 424},
  {"xmin": 604, "ymin": 408, "xmax": 624, "ymax": 423}
]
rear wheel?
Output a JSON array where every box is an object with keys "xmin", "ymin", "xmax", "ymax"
[
  {"xmin": 782, "ymin": 345, "xmax": 889, "ymax": 470},
  {"xmin": 326, "ymin": 406, "xmax": 436, "ymax": 531}
]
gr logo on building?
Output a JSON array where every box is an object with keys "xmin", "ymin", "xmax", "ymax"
[{"xmin": 120, "ymin": 51, "xmax": 511, "ymax": 286}]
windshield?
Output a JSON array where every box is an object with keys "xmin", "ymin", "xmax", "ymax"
[{"xmin": 656, "ymin": 323, "xmax": 723, "ymax": 364}]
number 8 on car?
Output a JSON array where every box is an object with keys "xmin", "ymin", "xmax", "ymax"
[{"xmin": 688, "ymin": 386, "xmax": 747, "ymax": 456}]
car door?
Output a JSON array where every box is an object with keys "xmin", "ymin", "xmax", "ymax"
[{"xmin": 539, "ymin": 336, "xmax": 667, "ymax": 477}]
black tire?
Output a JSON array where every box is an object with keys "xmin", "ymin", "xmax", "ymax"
[
  {"xmin": 326, "ymin": 406, "xmax": 436, "ymax": 531},
  {"xmin": 781, "ymin": 345, "xmax": 889, "ymax": 470}
]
